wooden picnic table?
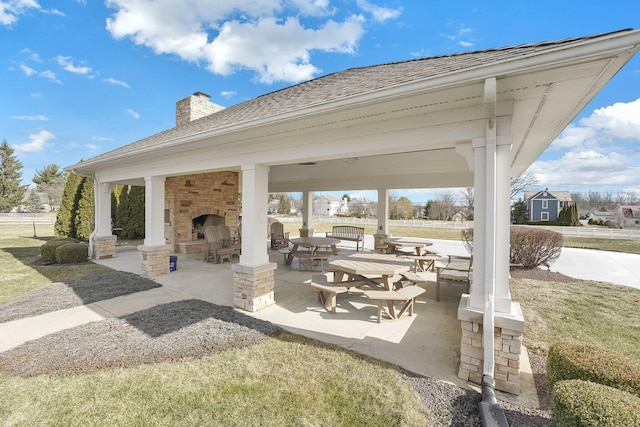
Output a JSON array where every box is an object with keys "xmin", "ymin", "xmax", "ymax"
[
  {"xmin": 328, "ymin": 255, "xmax": 411, "ymax": 291},
  {"xmin": 285, "ymin": 237, "xmax": 340, "ymax": 271},
  {"xmin": 382, "ymin": 237, "xmax": 434, "ymax": 255}
]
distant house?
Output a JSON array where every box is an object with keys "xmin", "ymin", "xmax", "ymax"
[
  {"xmin": 585, "ymin": 210, "xmax": 614, "ymax": 222},
  {"xmin": 524, "ymin": 189, "xmax": 573, "ymax": 222},
  {"xmin": 613, "ymin": 205, "xmax": 640, "ymax": 228},
  {"xmin": 313, "ymin": 195, "xmax": 348, "ymax": 216}
]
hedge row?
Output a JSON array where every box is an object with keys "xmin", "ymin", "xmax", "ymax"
[
  {"xmin": 552, "ymin": 380, "xmax": 640, "ymax": 426},
  {"xmin": 548, "ymin": 341, "xmax": 640, "ymax": 425},
  {"xmin": 40, "ymin": 238, "xmax": 79, "ymax": 262},
  {"xmin": 40, "ymin": 238, "xmax": 88, "ymax": 264},
  {"xmin": 547, "ymin": 341, "xmax": 640, "ymax": 397}
]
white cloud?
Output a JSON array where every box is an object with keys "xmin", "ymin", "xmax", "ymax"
[
  {"xmin": 220, "ymin": 90, "xmax": 237, "ymax": 99},
  {"xmin": 39, "ymin": 69, "xmax": 61, "ymax": 83},
  {"xmin": 126, "ymin": 109, "xmax": 140, "ymax": 118},
  {"xmin": 56, "ymin": 55, "xmax": 92, "ymax": 75},
  {"xmin": 19, "ymin": 63, "xmax": 36, "ymax": 76},
  {"xmin": 12, "ymin": 129, "xmax": 55, "ymax": 153},
  {"xmin": 105, "ymin": 0, "xmax": 373, "ymax": 83},
  {"xmin": 356, "ymin": 0, "xmax": 401, "ymax": 23},
  {"xmin": 20, "ymin": 63, "xmax": 62, "ymax": 83},
  {"xmin": 104, "ymin": 77, "xmax": 130, "ymax": 88},
  {"xmin": 86, "ymin": 144, "xmax": 100, "ymax": 150},
  {"xmin": 11, "ymin": 114, "xmax": 48, "ymax": 121},
  {"xmin": 528, "ymin": 98, "xmax": 640, "ymax": 191},
  {"xmin": 0, "ymin": 0, "xmax": 62, "ymax": 26},
  {"xmin": 0, "ymin": 0, "xmax": 42, "ymax": 26},
  {"xmin": 91, "ymin": 136, "xmax": 114, "ymax": 141}
]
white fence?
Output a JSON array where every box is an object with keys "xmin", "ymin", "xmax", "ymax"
[
  {"xmin": 0, "ymin": 213, "xmax": 56, "ymax": 224},
  {"xmin": 276, "ymin": 216, "xmax": 640, "ymax": 239}
]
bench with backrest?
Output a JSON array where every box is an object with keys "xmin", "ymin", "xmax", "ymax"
[
  {"xmin": 435, "ymin": 255, "xmax": 472, "ymax": 301},
  {"xmin": 325, "ymin": 226, "xmax": 365, "ymax": 251}
]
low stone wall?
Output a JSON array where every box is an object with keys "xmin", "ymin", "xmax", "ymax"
[
  {"xmin": 92, "ymin": 235, "xmax": 116, "ymax": 259},
  {"xmin": 232, "ymin": 263, "xmax": 276, "ymax": 312},
  {"xmin": 458, "ymin": 321, "xmax": 522, "ymax": 395},
  {"xmin": 139, "ymin": 245, "xmax": 170, "ymax": 278}
]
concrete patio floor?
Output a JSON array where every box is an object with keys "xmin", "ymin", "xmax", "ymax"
[{"xmin": 93, "ymin": 242, "xmax": 539, "ymax": 409}]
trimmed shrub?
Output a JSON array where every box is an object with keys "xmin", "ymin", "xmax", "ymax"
[
  {"xmin": 510, "ymin": 226, "xmax": 563, "ymax": 269},
  {"xmin": 460, "ymin": 226, "xmax": 563, "ymax": 269},
  {"xmin": 55, "ymin": 243, "xmax": 89, "ymax": 264},
  {"xmin": 40, "ymin": 238, "xmax": 79, "ymax": 262},
  {"xmin": 547, "ymin": 341, "xmax": 640, "ymax": 398},
  {"xmin": 551, "ymin": 380, "xmax": 640, "ymax": 426}
]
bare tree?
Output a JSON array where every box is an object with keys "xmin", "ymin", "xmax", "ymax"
[
  {"xmin": 431, "ymin": 191, "xmax": 457, "ymax": 220},
  {"xmin": 460, "ymin": 187, "xmax": 474, "ymax": 220},
  {"xmin": 510, "ymin": 172, "xmax": 538, "ymax": 199}
]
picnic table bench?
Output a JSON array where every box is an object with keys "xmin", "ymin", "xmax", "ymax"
[
  {"xmin": 310, "ymin": 273, "xmax": 368, "ymax": 312},
  {"xmin": 364, "ymin": 286, "xmax": 426, "ymax": 323},
  {"xmin": 325, "ymin": 226, "xmax": 365, "ymax": 251}
]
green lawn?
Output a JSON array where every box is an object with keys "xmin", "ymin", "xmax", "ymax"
[{"xmin": 0, "ymin": 224, "xmax": 427, "ymax": 426}]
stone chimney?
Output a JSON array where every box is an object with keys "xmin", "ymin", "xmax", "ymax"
[{"xmin": 176, "ymin": 92, "xmax": 224, "ymax": 126}]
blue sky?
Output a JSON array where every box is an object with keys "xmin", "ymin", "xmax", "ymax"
[{"xmin": 2, "ymin": 0, "xmax": 639, "ymax": 204}]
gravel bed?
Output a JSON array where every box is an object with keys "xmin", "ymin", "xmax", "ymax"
[
  {"xmin": 0, "ymin": 271, "xmax": 161, "ymax": 323},
  {"xmin": 0, "ymin": 269, "xmax": 562, "ymax": 425},
  {"xmin": 0, "ymin": 298, "xmax": 282, "ymax": 376}
]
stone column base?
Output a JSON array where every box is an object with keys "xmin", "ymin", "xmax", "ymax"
[
  {"xmin": 374, "ymin": 233, "xmax": 389, "ymax": 252},
  {"xmin": 92, "ymin": 235, "xmax": 117, "ymax": 259},
  {"xmin": 458, "ymin": 295, "xmax": 525, "ymax": 395},
  {"xmin": 232, "ymin": 262, "xmax": 277, "ymax": 312},
  {"xmin": 138, "ymin": 245, "xmax": 171, "ymax": 278}
]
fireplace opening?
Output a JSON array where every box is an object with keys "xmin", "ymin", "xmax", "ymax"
[{"xmin": 192, "ymin": 214, "xmax": 225, "ymax": 239}]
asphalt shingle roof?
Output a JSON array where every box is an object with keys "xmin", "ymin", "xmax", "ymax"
[{"xmin": 81, "ymin": 30, "xmax": 631, "ymax": 166}]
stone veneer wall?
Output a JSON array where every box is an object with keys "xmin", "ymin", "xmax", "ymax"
[
  {"xmin": 164, "ymin": 171, "xmax": 239, "ymax": 252},
  {"xmin": 232, "ymin": 263, "xmax": 276, "ymax": 312},
  {"xmin": 458, "ymin": 320, "xmax": 524, "ymax": 395},
  {"xmin": 92, "ymin": 235, "xmax": 116, "ymax": 259}
]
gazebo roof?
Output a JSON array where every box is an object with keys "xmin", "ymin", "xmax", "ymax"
[{"xmin": 69, "ymin": 29, "xmax": 640, "ymax": 193}]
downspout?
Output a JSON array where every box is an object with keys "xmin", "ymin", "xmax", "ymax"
[{"xmin": 479, "ymin": 77, "xmax": 509, "ymax": 427}]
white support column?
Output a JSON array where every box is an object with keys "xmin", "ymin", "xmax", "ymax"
[
  {"xmin": 143, "ymin": 176, "xmax": 167, "ymax": 248},
  {"xmin": 495, "ymin": 129, "xmax": 514, "ymax": 314},
  {"xmin": 300, "ymin": 191, "xmax": 314, "ymax": 237},
  {"xmin": 91, "ymin": 180, "xmax": 116, "ymax": 260},
  {"xmin": 377, "ymin": 188, "xmax": 389, "ymax": 234},
  {"xmin": 374, "ymin": 188, "xmax": 390, "ymax": 252},
  {"xmin": 94, "ymin": 181, "xmax": 113, "ymax": 237},
  {"xmin": 239, "ymin": 164, "xmax": 270, "ymax": 266},
  {"xmin": 233, "ymin": 164, "xmax": 276, "ymax": 312},
  {"xmin": 458, "ymin": 78, "xmax": 524, "ymax": 395}
]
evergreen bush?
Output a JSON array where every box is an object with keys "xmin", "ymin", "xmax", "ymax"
[
  {"xmin": 55, "ymin": 243, "xmax": 89, "ymax": 264},
  {"xmin": 55, "ymin": 172, "xmax": 82, "ymax": 238},
  {"xmin": 547, "ymin": 341, "xmax": 640, "ymax": 398},
  {"xmin": 551, "ymin": 380, "xmax": 640, "ymax": 426},
  {"xmin": 75, "ymin": 177, "xmax": 95, "ymax": 241},
  {"xmin": 40, "ymin": 238, "xmax": 79, "ymax": 262}
]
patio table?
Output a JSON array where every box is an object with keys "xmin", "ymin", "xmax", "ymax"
[
  {"xmin": 382, "ymin": 237, "xmax": 434, "ymax": 256},
  {"xmin": 286, "ymin": 237, "xmax": 340, "ymax": 271},
  {"xmin": 328, "ymin": 256, "xmax": 411, "ymax": 291}
]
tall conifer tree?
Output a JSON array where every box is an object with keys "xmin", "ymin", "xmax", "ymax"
[
  {"xmin": 55, "ymin": 172, "xmax": 82, "ymax": 237},
  {"xmin": 75, "ymin": 177, "xmax": 95, "ymax": 241},
  {"xmin": 0, "ymin": 139, "xmax": 26, "ymax": 211}
]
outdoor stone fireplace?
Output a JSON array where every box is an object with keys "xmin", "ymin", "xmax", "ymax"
[{"xmin": 164, "ymin": 171, "xmax": 239, "ymax": 253}]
